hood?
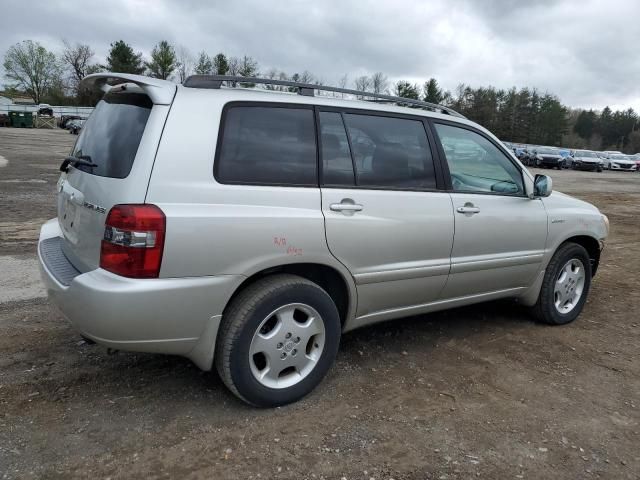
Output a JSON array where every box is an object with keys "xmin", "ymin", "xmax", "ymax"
[
  {"xmin": 538, "ymin": 153, "xmax": 562, "ymax": 159},
  {"xmin": 547, "ymin": 191, "xmax": 598, "ymax": 210},
  {"xmin": 611, "ymin": 159, "xmax": 635, "ymax": 165},
  {"xmin": 574, "ymin": 157, "xmax": 601, "ymax": 163}
]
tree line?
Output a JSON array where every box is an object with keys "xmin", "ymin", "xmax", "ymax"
[{"xmin": 2, "ymin": 39, "xmax": 638, "ymax": 153}]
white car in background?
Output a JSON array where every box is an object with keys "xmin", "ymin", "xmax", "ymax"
[{"xmin": 604, "ymin": 153, "xmax": 637, "ymax": 171}]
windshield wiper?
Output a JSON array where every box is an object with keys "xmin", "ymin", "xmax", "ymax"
[{"xmin": 60, "ymin": 155, "xmax": 98, "ymax": 172}]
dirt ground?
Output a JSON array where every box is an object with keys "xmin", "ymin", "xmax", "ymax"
[{"xmin": 0, "ymin": 128, "xmax": 638, "ymax": 480}]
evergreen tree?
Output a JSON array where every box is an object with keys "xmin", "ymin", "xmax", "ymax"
[
  {"xmin": 105, "ymin": 40, "xmax": 144, "ymax": 74},
  {"xmin": 145, "ymin": 40, "xmax": 177, "ymax": 80},
  {"xmin": 423, "ymin": 78, "xmax": 444, "ymax": 104},
  {"xmin": 394, "ymin": 81, "xmax": 420, "ymax": 99},
  {"xmin": 213, "ymin": 53, "xmax": 229, "ymax": 75},
  {"xmin": 194, "ymin": 51, "xmax": 213, "ymax": 75}
]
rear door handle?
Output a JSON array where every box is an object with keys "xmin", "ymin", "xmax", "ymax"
[
  {"xmin": 456, "ymin": 205, "xmax": 480, "ymax": 214},
  {"xmin": 330, "ymin": 203, "xmax": 363, "ymax": 212}
]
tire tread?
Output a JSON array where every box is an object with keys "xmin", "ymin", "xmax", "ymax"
[{"xmin": 215, "ymin": 274, "xmax": 325, "ymax": 405}]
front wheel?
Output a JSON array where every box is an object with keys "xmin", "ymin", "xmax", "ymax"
[
  {"xmin": 530, "ymin": 243, "xmax": 592, "ymax": 325},
  {"xmin": 215, "ymin": 274, "xmax": 341, "ymax": 407}
]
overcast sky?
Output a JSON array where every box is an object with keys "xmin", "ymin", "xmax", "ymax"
[{"xmin": 1, "ymin": 0, "xmax": 639, "ymax": 111}]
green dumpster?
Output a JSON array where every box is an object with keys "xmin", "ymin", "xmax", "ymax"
[{"xmin": 9, "ymin": 111, "xmax": 34, "ymax": 128}]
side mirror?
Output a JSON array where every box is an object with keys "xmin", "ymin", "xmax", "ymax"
[{"xmin": 533, "ymin": 174, "xmax": 553, "ymax": 198}]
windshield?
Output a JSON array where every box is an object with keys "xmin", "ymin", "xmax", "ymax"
[
  {"xmin": 72, "ymin": 92, "xmax": 152, "ymax": 178},
  {"xmin": 577, "ymin": 151, "xmax": 597, "ymax": 158},
  {"xmin": 536, "ymin": 147, "xmax": 559, "ymax": 154},
  {"xmin": 610, "ymin": 154, "xmax": 627, "ymax": 160}
]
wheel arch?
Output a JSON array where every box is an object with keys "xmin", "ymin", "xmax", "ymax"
[
  {"xmin": 518, "ymin": 233, "xmax": 602, "ymax": 307},
  {"xmin": 562, "ymin": 235, "xmax": 601, "ymax": 276},
  {"xmin": 222, "ymin": 262, "xmax": 357, "ymax": 328}
]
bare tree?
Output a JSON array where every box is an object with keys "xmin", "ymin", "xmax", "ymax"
[
  {"xmin": 371, "ymin": 72, "xmax": 389, "ymax": 94},
  {"xmin": 238, "ymin": 56, "xmax": 259, "ymax": 77},
  {"xmin": 354, "ymin": 75, "xmax": 372, "ymax": 93},
  {"xmin": 61, "ymin": 40, "xmax": 98, "ymax": 95},
  {"xmin": 227, "ymin": 56, "xmax": 241, "ymax": 86},
  {"xmin": 175, "ymin": 45, "xmax": 194, "ymax": 83},
  {"xmin": 297, "ymin": 70, "xmax": 315, "ymax": 84},
  {"xmin": 3, "ymin": 40, "xmax": 62, "ymax": 104}
]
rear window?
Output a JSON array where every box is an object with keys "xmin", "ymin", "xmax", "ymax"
[
  {"xmin": 215, "ymin": 106, "xmax": 317, "ymax": 186},
  {"xmin": 72, "ymin": 92, "xmax": 152, "ymax": 178}
]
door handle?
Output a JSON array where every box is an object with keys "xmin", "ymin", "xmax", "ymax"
[
  {"xmin": 456, "ymin": 205, "xmax": 480, "ymax": 214},
  {"xmin": 330, "ymin": 203, "xmax": 363, "ymax": 212}
]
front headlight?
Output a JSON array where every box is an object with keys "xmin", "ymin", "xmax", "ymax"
[{"xmin": 602, "ymin": 214, "xmax": 610, "ymax": 236}]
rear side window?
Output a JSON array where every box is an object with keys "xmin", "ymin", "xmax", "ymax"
[
  {"xmin": 319, "ymin": 112, "xmax": 355, "ymax": 186},
  {"xmin": 72, "ymin": 92, "xmax": 152, "ymax": 178},
  {"xmin": 216, "ymin": 106, "xmax": 317, "ymax": 186},
  {"xmin": 341, "ymin": 114, "xmax": 436, "ymax": 189}
]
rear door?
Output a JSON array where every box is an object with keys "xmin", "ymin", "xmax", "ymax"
[
  {"xmin": 319, "ymin": 109, "xmax": 454, "ymax": 322},
  {"xmin": 431, "ymin": 121, "xmax": 548, "ymax": 299},
  {"xmin": 58, "ymin": 88, "xmax": 172, "ymax": 272}
]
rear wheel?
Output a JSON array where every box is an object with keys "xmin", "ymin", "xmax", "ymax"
[
  {"xmin": 530, "ymin": 243, "xmax": 592, "ymax": 325},
  {"xmin": 215, "ymin": 274, "xmax": 341, "ymax": 407}
]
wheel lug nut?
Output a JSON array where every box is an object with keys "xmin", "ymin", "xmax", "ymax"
[
  {"xmin": 292, "ymin": 349, "xmax": 297, "ymax": 356},
  {"xmin": 277, "ymin": 343, "xmax": 283, "ymax": 349},
  {"xmin": 285, "ymin": 332, "xmax": 292, "ymax": 339},
  {"xmin": 294, "ymin": 336, "xmax": 300, "ymax": 343},
  {"xmin": 280, "ymin": 353, "xmax": 286, "ymax": 359}
]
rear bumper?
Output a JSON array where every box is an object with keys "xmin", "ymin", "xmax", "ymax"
[{"xmin": 38, "ymin": 218, "xmax": 244, "ymax": 370}]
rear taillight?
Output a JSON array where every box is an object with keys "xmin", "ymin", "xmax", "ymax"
[{"xmin": 100, "ymin": 204, "xmax": 166, "ymax": 278}]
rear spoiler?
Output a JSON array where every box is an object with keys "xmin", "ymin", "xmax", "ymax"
[{"xmin": 81, "ymin": 73, "xmax": 176, "ymax": 105}]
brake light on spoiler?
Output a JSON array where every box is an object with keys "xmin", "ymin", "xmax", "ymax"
[{"xmin": 100, "ymin": 204, "xmax": 166, "ymax": 278}]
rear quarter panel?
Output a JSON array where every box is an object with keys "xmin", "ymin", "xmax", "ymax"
[{"xmin": 145, "ymin": 88, "xmax": 357, "ymax": 311}]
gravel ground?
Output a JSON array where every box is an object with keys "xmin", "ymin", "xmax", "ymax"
[{"xmin": 0, "ymin": 128, "xmax": 639, "ymax": 479}]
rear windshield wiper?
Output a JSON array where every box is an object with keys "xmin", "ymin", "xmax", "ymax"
[{"xmin": 60, "ymin": 155, "xmax": 98, "ymax": 172}]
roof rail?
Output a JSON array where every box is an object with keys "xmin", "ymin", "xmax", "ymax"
[{"xmin": 183, "ymin": 75, "xmax": 465, "ymax": 118}]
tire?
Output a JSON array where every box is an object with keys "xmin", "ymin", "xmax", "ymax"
[
  {"xmin": 530, "ymin": 242, "xmax": 592, "ymax": 325},
  {"xmin": 215, "ymin": 274, "xmax": 341, "ymax": 407}
]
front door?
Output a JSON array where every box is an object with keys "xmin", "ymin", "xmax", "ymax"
[
  {"xmin": 318, "ymin": 110, "xmax": 454, "ymax": 322},
  {"xmin": 432, "ymin": 122, "xmax": 548, "ymax": 299}
]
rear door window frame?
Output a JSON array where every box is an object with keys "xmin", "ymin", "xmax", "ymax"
[
  {"xmin": 214, "ymin": 101, "xmax": 319, "ymax": 188},
  {"xmin": 316, "ymin": 105, "xmax": 448, "ymax": 192}
]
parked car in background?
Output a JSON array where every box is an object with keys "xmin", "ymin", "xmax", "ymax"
[
  {"xmin": 38, "ymin": 72, "xmax": 610, "ymax": 407},
  {"xmin": 533, "ymin": 146, "xmax": 566, "ymax": 169},
  {"xmin": 603, "ymin": 153, "xmax": 637, "ymax": 171},
  {"xmin": 58, "ymin": 115, "xmax": 82, "ymax": 129},
  {"xmin": 569, "ymin": 150, "xmax": 603, "ymax": 172},
  {"xmin": 67, "ymin": 119, "xmax": 85, "ymax": 135}
]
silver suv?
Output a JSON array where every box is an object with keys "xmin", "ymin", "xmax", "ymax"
[{"xmin": 39, "ymin": 73, "xmax": 609, "ymax": 406}]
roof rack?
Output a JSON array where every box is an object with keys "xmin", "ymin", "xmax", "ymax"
[{"xmin": 183, "ymin": 75, "xmax": 465, "ymax": 118}]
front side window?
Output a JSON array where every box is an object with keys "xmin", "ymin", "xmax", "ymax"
[
  {"xmin": 435, "ymin": 123, "xmax": 524, "ymax": 195},
  {"xmin": 341, "ymin": 114, "xmax": 436, "ymax": 189},
  {"xmin": 216, "ymin": 106, "xmax": 317, "ymax": 186}
]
